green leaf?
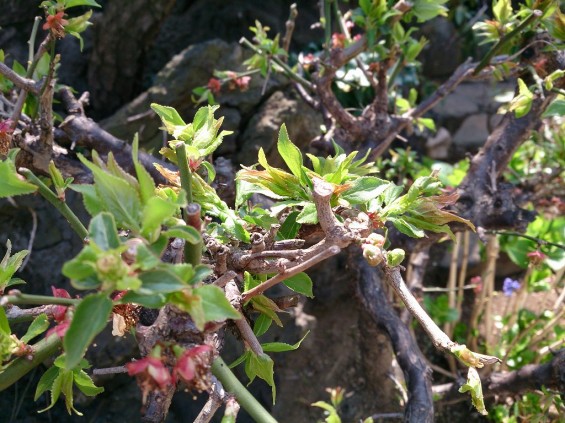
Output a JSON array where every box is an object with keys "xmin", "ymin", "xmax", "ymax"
[
  {"xmin": 277, "ymin": 124, "xmax": 309, "ymax": 187},
  {"xmin": 253, "ymin": 314, "xmax": 272, "ymax": 336},
  {"xmin": 250, "ymin": 295, "xmax": 283, "ymax": 327},
  {"xmin": 78, "ymin": 155, "xmax": 142, "ymax": 231},
  {"xmin": 89, "ymin": 213, "xmax": 120, "ymax": 251},
  {"xmin": 492, "ymin": 0, "xmax": 512, "ymax": 23},
  {"xmin": 283, "ymin": 273, "xmax": 313, "ymax": 298},
  {"xmin": 38, "ymin": 368, "xmax": 65, "ymax": 413},
  {"xmin": 459, "ymin": 367, "xmax": 488, "ymax": 415},
  {"xmin": 312, "ymin": 401, "xmax": 341, "ymax": 423},
  {"xmin": 73, "ymin": 369, "xmax": 104, "ymax": 396},
  {"xmin": 388, "ymin": 216, "xmax": 425, "ymax": 238},
  {"xmin": 34, "ymin": 365, "xmax": 60, "ymax": 401},
  {"xmin": 386, "ymin": 248, "xmax": 406, "ymax": 267},
  {"xmin": 340, "ymin": 177, "xmax": 390, "ymax": 203},
  {"xmin": 64, "ymin": 293, "xmax": 112, "ymax": 369},
  {"xmin": 70, "ymin": 184, "xmax": 104, "ymax": 216},
  {"xmin": 0, "ymin": 306, "xmax": 10, "ymax": 334},
  {"xmin": 151, "ymin": 103, "xmax": 186, "ymax": 134},
  {"xmin": 229, "ymin": 350, "xmax": 250, "ymax": 369},
  {"xmin": 64, "ymin": 10, "xmax": 93, "ymax": 36},
  {"xmin": 139, "ymin": 269, "xmax": 187, "ymax": 293},
  {"xmin": 162, "ymin": 225, "xmax": 201, "ymax": 244},
  {"xmin": 132, "ymin": 135, "xmax": 156, "ymax": 205},
  {"xmin": 296, "ymin": 203, "xmax": 318, "ymax": 224},
  {"xmin": 64, "ymin": 0, "xmax": 101, "ymax": 8},
  {"xmin": 0, "ymin": 154, "xmax": 38, "ymax": 198},
  {"xmin": 62, "ymin": 246, "xmax": 98, "ymax": 282},
  {"xmin": 412, "ymin": 0, "xmax": 449, "ymax": 22},
  {"xmin": 193, "ymin": 285, "xmax": 241, "ymax": 323},
  {"xmin": 186, "ymin": 264, "xmax": 212, "ymax": 285},
  {"xmin": 542, "ymin": 99, "xmax": 565, "ymax": 118},
  {"xmin": 509, "ymin": 78, "xmax": 533, "ymax": 118},
  {"xmin": 121, "ymin": 291, "xmax": 166, "ymax": 308},
  {"xmin": 261, "ymin": 331, "xmax": 309, "ymax": 352},
  {"xmin": 277, "ymin": 211, "xmax": 301, "ymax": 240},
  {"xmin": 246, "ymin": 352, "xmax": 276, "ymax": 403},
  {"xmin": 201, "ymin": 160, "xmax": 216, "ymax": 182},
  {"xmin": 0, "ymin": 240, "xmax": 29, "ymax": 290},
  {"xmin": 141, "ymin": 196, "xmax": 179, "ymax": 239},
  {"xmin": 21, "ymin": 313, "xmax": 49, "ymax": 344}
]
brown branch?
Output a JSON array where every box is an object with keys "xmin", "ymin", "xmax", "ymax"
[
  {"xmin": 0, "ymin": 62, "xmax": 40, "ymax": 95},
  {"xmin": 435, "ymin": 349, "xmax": 565, "ymax": 404},
  {"xmin": 194, "ymin": 376, "xmax": 232, "ymax": 423},
  {"xmin": 241, "ymin": 245, "xmax": 340, "ymax": 302},
  {"xmin": 225, "ymin": 281, "xmax": 263, "ymax": 356},
  {"xmin": 5, "ymin": 304, "xmax": 57, "ymax": 324},
  {"xmin": 57, "ymin": 112, "xmax": 174, "ymax": 185},
  {"xmin": 11, "ymin": 34, "xmax": 53, "ymax": 129},
  {"xmin": 454, "ymin": 89, "xmax": 554, "ymax": 230},
  {"xmin": 384, "ymin": 266, "xmax": 455, "ymax": 353},
  {"xmin": 355, "ymin": 257, "xmax": 434, "ymax": 422},
  {"xmin": 281, "ymin": 3, "xmax": 298, "ymax": 58},
  {"xmin": 371, "ymin": 59, "xmax": 475, "ymax": 158}
]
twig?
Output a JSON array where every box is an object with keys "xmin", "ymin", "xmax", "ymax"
[
  {"xmin": 211, "ymin": 357, "xmax": 277, "ymax": 423},
  {"xmin": 372, "ymin": 59, "xmax": 474, "ymax": 158},
  {"xmin": 11, "ymin": 33, "xmax": 53, "ymax": 129},
  {"xmin": 1, "ymin": 291, "xmax": 80, "ymax": 307},
  {"xmin": 225, "ymin": 281, "xmax": 263, "ymax": 356},
  {"xmin": 183, "ymin": 203, "xmax": 202, "ymax": 267},
  {"xmin": 239, "ymin": 37, "xmax": 313, "ymax": 91},
  {"xmin": 212, "ymin": 270, "xmax": 237, "ymax": 288},
  {"xmin": 19, "ymin": 167, "xmax": 88, "ymax": 240},
  {"xmin": 194, "ymin": 376, "xmax": 230, "ymax": 423},
  {"xmin": 5, "ymin": 304, "xmax": 57, "ymax": 324},
  {"xmin": 473, "ymin": 9, "xmax": 543, "ymax": 75},
  {"xmin": 434, "ymin": 349, "xmax": 565, "ymax": 403},
  {"xmin": 241, "ymin": 245, "xmax": 340, "ymax": 302},
  {"xmin": 487, "ymin": 231, "xmax": 565, "ymax": 251},
  {"xmin": 422, "ymin": 284, "xmax": 479, "ymax": 293},
  {"xmin": 355, "ymin": 258, "xmax": 434, "ymax": 422},
  {"xmin": 483, "ymin": 235, "xmax": 498, "ymax": 351},
  {"xmin": 456, "ymin": 231, "xmax": 471, "ymax": 313},
  {"xmin": 384, "ymin": 266, "xmax": 454, "ymax": 353},
  {"xmin": 281, "ymin": 4, "xmax": 298, "ymax": 58},
  {"xmin": 0, "ymin": 63, "xmax": 40, "ymax": 95},
  {"xmin": 92, "ymin": 365, "xmax": 128, "ymax": 376},
  {"xmin": 0, "ymin": 334, "xmax": 62, "ymax": 391}
]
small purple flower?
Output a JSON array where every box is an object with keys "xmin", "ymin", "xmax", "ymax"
[{"xmin": 502, "ymin": 277, "xmax": 521, "ymax": 296}]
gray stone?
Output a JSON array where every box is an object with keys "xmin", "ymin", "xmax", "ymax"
[
  {"xmin": 426, "ymin": 127, "xmax": 452, "ymax": 159},
  {"xmin": 101, "ymin": 39, "xmax": 281, "ymax": 153},
  {"xmin": 453, "ymin": 114, "xmax": 489, "ymax": 148},
  {"xmin": 236, "ymin": 89, "xmax": 324, "ymax": 168}
]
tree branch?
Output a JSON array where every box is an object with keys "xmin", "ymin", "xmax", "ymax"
[{"xmin": 355, "ymin": 257, "xmax": 434, "ymax": 422}]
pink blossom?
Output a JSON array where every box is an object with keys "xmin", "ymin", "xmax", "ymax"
[
  {"xmin": 47, "ymin": 320, "xmax": 70, "ymax": 338},
  {"xmin": 207, "ymin": 78, "xmax": 221, "ymax": 94},
  {"xmin": 527, "ymin": 250, "xmax": 546, "ymax": 266},
  {"xmin": 235, "ymin": 76, "xmax": 251, "ymax": 91},
  {"xmin": 51, "ymin": 285, "xmax": 71, "ymax": 323},
  {"xmin": 173, "ymin": 345, "xmax": 212, "ymax": 386},
  {"xmin": 332, "ymin": 33, "xmax": 346, "ymax": 49},
  {"xmin": 43, "ymin": 11, "xmax": 68, "ymax": 38},
  {"xmin": 471, "ymin": 276, "xmax": 482, "ymax": 294},
  {"xmin": 0, "ymin": 119, "xmax": 14, "ymax": 134},
  {"xmin": 126, "ymin": 356, "xmax": 172, "ymax": 390}
]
